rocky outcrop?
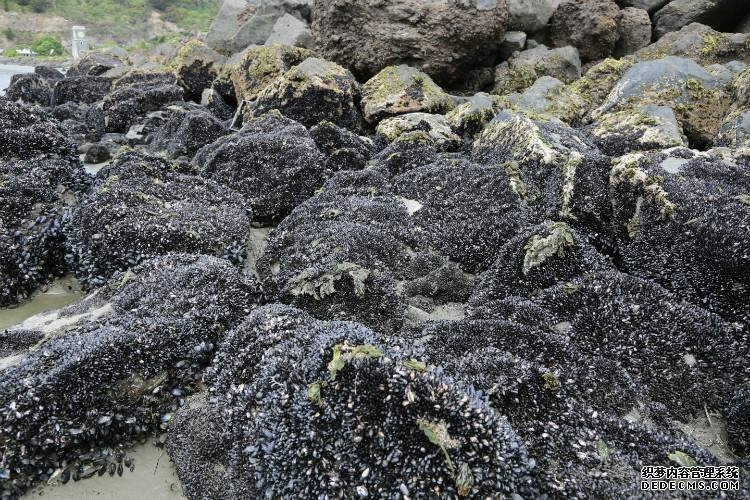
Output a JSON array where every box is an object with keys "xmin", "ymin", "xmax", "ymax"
[
  {"xmin": 548, "ymin": 0, "xmax": 622, "ymax": 62},
  {"xmin": 312, "ymin": 0, "xmax": 511, "ymax": 85}
]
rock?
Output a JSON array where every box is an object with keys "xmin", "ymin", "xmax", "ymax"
[
  {"xmin": 614, "ymin": 7, "xmax": 652, "ymax": 57},
  {"xmin": 66, "ymin": 152, "xmax": 250, "ymax": 287},
  {"xmin": 569, "ymin": 57, "xmax": 635, "ymax": 113},
  {"xmin": 593, "ymin": 56, "xmax": 730, "ymax": 148},
  {"xmin": 230, "ymin": 44, "xmax": 314, "ymax": 103},
  {"xmin": 653, "ymin": 0, "xmax": 749, "ymax": 39},
  {"xmin": 194, "ymin": 113, "xmax": 326, "ymax": 224},
  {"xmin": 492, "ymin": 45, "xmax": 581, "ymax": 95},
  {"xmin": 172, "ymin": 305, "xmax": 536, "ymax": 498},
  {"xmin": 393, "ymin": 157, "xmax": 528, "ymax": 272},
  {"xmin": 206, "ymin": 0, "xmax": 258, "ymax": 52},
  {"xmin": 251, "ymin": 57, "xmax": 362, "ymax": 129},
  {"xmin": 67, "ymin": 50, "xmax": 128, "ymax": 77},
  {"xmin": 590, "ymin": 104, "xmax": 688, "ymax": 155},
  {"xmin": 151, "ymin": 109, "xmax": 229, "ymax": 159},
  {"xmin": 609, "ymin": 151, "xmax": 750, "ymax": 324},
  {"xmin": 472, "ymin": 111, "xmax": 612, "ymax": 236},
  {"xmin": 52, "ymin": 76, "xmax": 112, "ymax": 105},
  {"xmin": 360, "ymin": 65, "xmax": 455, "ymax": 124},
  {"xmin": 5, "ymin": 73, "xmax": 51, "ymax": 106},
  {"xmin": 256, "ymin": 192, "xmax": 422, "ymax": 331},
  {"xmin": 173, "ymin": 40, "xmax": 227, "ymax": 102},
  {"xmin": 309, "ymin": 121, "xmax": 376, "ymax": 171},
  {"xmin": 0, "ymin": 254, "xmax": 259, "ymax": 497},
  {"xmin": 34, "ymin": 66, "xmax": 64, "ymax": 81},
  {"xmin": 200, "ymin": 88, "xmax": 235, "ymax": 121},
  {"xmin": 469, "ymin": 221, "xmax": 614, "ymax": 305},
  {"xmin": 619, "ymin": 0, "xmax": 670, "ymax": 13},
  {"xmin": 376, "ymin": 113, "xmax": 461, "ymax": 151},
  {"xmin": 446, "ymin": 92, "xmax": 500, "ymax": 137},
  {"xmin": 83, "ymin": 143, "xmax": 112, "ymax": 164},
  {"xmin": 548, "ymin": 0, "xmax": 622, "ymax": 62},
  {"xmin": 499, "ymin": 31, "xmax": 528, "ymax": 60},
  {"xmin": 507, "ymin": 0, "xmax": 561, "ymax": 32},
  {"xmin": 503, "ymin": 75, "xmax": 587, "ymax": 125},
  {"xmin": 265, "ymin": 12, "xmax": 314, "ymax": 47},
  {"xmin": 0, "ymin": 157, "xmax": 88, "ymax": 307},
  {"xmin": 0, "ymin": 100, "xmax": 77, "ymax": 160},
  {"xmin": 87, "ymin": 75, "xmax": 185, "ymax": 136},
  {"xmin": 637, "ymin": 22, "xmax": 750, "ymax": 66},
  {"xmin": 312, "ymin": 0, "xmax": 511, "ymax": 85}
]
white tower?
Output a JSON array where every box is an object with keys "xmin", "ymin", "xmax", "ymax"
[{"xmin": 72, "ymin": 26, "xmax": 88, "ymax": 60}]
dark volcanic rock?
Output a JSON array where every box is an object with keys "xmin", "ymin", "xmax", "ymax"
[
  {"xmin": 393, "ymin": 157, "xmax": 529, "ymax": 273},
  {"xmin": 195, "ymin": 113, "xmax": 326, "ymax": 224},
  {"xmin": 548, "ymin": 0, "xmax": 622, "ymax": 62},
  {"xmin": 65, "ymin": 151, "xmax": 250, "ymax": 288},
  {"xmin": 173, "ymin": 40, "xmax": 227, "ymax": 102},
  {"xmin": 5, "ymin": 73, "xmax": 52, "ymax": 106},
  {"xmin": 0, "ymin": 100, "xmax": 77, "ymax": 160},
  {"xmin": 312, "ymin": 0, "xmax": 511, "ymax": 85}
]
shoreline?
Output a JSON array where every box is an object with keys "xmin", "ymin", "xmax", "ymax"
[{"xmin": 0, "ymin": 56, "xmax": 71, "ymax": 68}]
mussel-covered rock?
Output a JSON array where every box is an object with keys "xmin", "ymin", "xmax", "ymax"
[
  {"xmin": 609, "ymin": 151, "xmax": 750, "ymax": 325},
  {"xmin": 171, "ymin": 305, "xmax": 536, "ymax": 498},
  {"xmin": 251, "ymin": 57, "xmax": 362, "ymax": 130},
  {"xmin": 0, "ymin": 100, "xmax": 77, "ymax": 160},
  {"xmin": 150, "ymin": 108, "xmax": 228, "ymax": 160},
  {"xmin": 0, "ymin": 254, "xmax": 260, "ymax": 497},
  {"xmin": 0, "ymin": 157, "xmax": 88, "ymax": 306},
  {"xmin": 173, "ymin": 40, "xmax": 227, "ymax": 103},
  {"xmin": 230, "ymin": 44, "xmax": 315, "ymax": 103},
  {"xmin": 393, "ymin": 156, "xmax": 529, "ymax": 272},
  {"xmin": 256, "ymin": 190, "xmax": 428, "ymax": 332},
  {"xmin": 4, "ymin": 73, "xmax": 52, "ymax": 107},
  {"xmin": 194, "ymin": 113, "xmax": 326, "ymax": 224},
  {"xmin": 52, "ymin": 76, "xmax": 112, "ymax": 106},
  {"xmin": 65, "ymin": 151, "xmax": 250, "ymax": 287}
]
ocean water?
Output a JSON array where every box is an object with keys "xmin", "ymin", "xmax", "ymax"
[{"xmin": 0, "ymin": 63, "xmax": 34, "ymax": 93}]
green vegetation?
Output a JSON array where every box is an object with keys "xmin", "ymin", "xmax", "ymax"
[
  {"xmin": 3, "ymin": 0, "xmax": 221, "ymax": 45},
  {"xmin": 31, "ymin": 34, "xmax": 63, "ymax": 55}
]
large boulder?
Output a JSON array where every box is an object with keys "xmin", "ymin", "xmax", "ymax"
[
  {"xmin": 194, "ymin": 113, "xmax": 326, "ymax": 224},
  {"xmin": 173, "ymin": 40, "xmax": 227, "ymax": 102},
  {"xmin": 312, "ymin": 0, "xmax": 511, "ymax": 85},
  {"xmin": 360, "ymin": 65, "xmax": 455, "ymax": 124},
  {"xmin": 5, "ymin": 73, "xmax": 52, "ymax": 107},
  {"xmin": 251, "ymin": 57, "xmax": 362, "ymax": 129},
  {"xmin": 150, "ymin": 108, "xmax": 229, "ymax": 160},
  {"xmin": 169, "ymin": 305, "xmax": 536, "ymax": 498},
  {"xmin": 592, "ymin": 56, "xmax": 730, "ymax": 149},
  {"xmin": 589, "ymin": 104, "xmax": 688, "ymax": 155},
  {"xmin": 548, "ymin": 0, "xmax": 622, "ymax": 62},
  {"xmin": 52, "ymin": 76, "xmax": 112, "ymax": 106},
  {"xmin": 230, "ymin": 44, "xmax": 314, "ymax": 103},
  {"xmin": 636, "ymin": 23, "xmax": 750, "ymax": 66},
  {"xmin": 492, "ymin": 44, "xmax": 581, "ymax": 95},
  {"xmin": 507, "ymin": 0, "xmax": 561, "ymax": 32},
  {"xmin": 0, "ymin": 157, "xmax": 88, "ymax": 306},
  {"xmin": 609, "ymin": 151, "xmax": 750, "ymax": 325},
  {"xmin": 653, "ymin": 0, "xmax": 750, "ymax": 39},
  {"xmin": 66, "ymin": 151, "xmax": 250, "ymax": 287},
  {"xmin": 0, "ymin": 100, "xmax": 77, "ymax": 160},
  {"xmin": 0, "ymin": 254, "xmax": 260, "ymax": 497},
  {"xmin": 614, "ymin": 7, "xmax": 652, "ymax": 57}
]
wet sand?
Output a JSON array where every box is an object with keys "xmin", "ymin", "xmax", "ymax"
[
  {"xmin": 0, "ymin": 276, "xmax": 85, "ymax": 331},
  {"xmin": 21, "ymin": 441, "xmax": 184, "ymax": 500}
]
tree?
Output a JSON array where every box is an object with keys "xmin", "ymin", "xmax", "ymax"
[{"xmin": 32, "ymin": 35, "xmax": 64, "ymax": 56}]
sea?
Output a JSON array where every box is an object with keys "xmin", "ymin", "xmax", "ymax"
[{"xmin": 0, "ymin": 63, "xmax": 34, "ymax": 93}]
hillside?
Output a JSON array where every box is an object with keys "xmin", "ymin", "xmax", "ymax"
[{"xmin": 0, "ymin": 0, "xmax": 221, "ymax": 50}]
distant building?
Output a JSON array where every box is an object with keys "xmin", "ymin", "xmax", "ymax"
[
  {"xmin": 17, "ymin": 49, "xmax": 38, "ymax": 57},
  {"xmin": 72, "ymin": 26, "xmax": 89, "ymax": 60}
]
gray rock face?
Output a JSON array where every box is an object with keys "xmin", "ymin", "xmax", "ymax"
[
  {"xmin": 265, "ymin": 12, "xmax": 314, "ymax": 47},
  {"xmin": 594, "ymin": 56, "xmax": 729, "ymax": 148},
  {"xmin": 618, "ymin": 0, "xmax": 670, "ymax": 13},
  {"xmin": 493, "ymin": 44, "xmax": 581, "ymax": 95},
  {"xmin": 206, "ymin": 0, "xmax": 313, "ymax": 54},
  {"xmin": 615, "ymin": 7, "xmax": 652, "ymax": 57},
  {"xmin": 507, "ymin": 0, "xmax": 561, "ymax": 32},
  {"xmin": 548, "ymin": 0, "xmax": 622, "ymax": 62},
  {"xmin": 635, "ymin": 23, "xmax": 750, "ymax": 66},
  {"xmin": 590, "ymin": 104, "xmax": 688, "ymax": 155},
  {"xmin": 499, "ymin": 30, "xmax": 528, "ymax": 60},
  {"xmin": 312, "ymin": 0, "xmax": 511, "ymax": 85},
  {"xmin": 653, "ymin": 0, "xmax": 750, "ymax": 39}
]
